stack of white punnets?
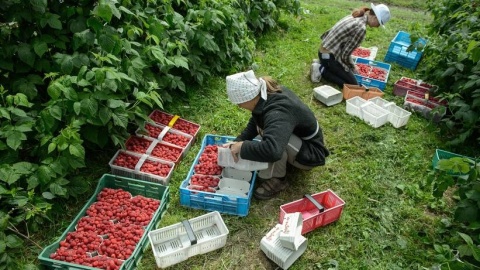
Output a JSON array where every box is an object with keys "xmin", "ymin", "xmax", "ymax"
[{"xmin": 260, "ymin": 212, "xmax": 307, "ymax": 270}]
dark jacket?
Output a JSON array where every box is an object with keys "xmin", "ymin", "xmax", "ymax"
[{"xmin": 235, "ymin": 87, "xmax": 329, "ymax": 167}]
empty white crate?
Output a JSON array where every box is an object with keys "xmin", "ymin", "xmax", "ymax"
[
  {"xmin": 313, "ymin": 85, "xmax": 343, "ymax": 106},
  {"xmin": 369, "ymin": 97, "xmax": 412, "ymax": 128},
  {"xmin": 360, "ymin": 102, "xmax": 390, "ymax": 128},
  {"xmin": 148, "ymin": 211, "xmax": 229, "ymax": 268},
  {"xmin": 217, "ymin": 147, "xmax": 268, "ymax": 171},
  {"xmin": 346, "ymin": 96, "xmax": 368, "ymax": 119},
  {"xmin": 221, "ymin": 167, "xmax": 253, "ymax": 182},
  {"xmin": 260, "ymin": 224, "xmax": 308, "ymax": 270},
  {"xmin": 216, "ymin": 178, "xmax": 251, "ymax": 197}
]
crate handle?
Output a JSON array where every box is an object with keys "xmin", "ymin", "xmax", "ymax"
[
  {"xmin": 181, "ymin": 220, "xmax": 197, "ymax": 245},
  {"xmin": 304, "ymin": 194, "xmax": 325, "ymax": 212}
]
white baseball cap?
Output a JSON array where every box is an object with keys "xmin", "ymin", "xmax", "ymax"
[
  {"xmin": 371, "ymin": 3, "xmax": 391, "ymax": 27},
  {"xmin": 226, "ymin": 70, "xmax": 267, "ymax": 104}
]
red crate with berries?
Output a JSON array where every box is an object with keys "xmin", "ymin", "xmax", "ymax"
[
  {"xmin": 403, "ymin": 90, "xmax": 447, "ymax": 123},
  {"xmin": 148, "ymin": 110, "xmax": 201, "ymax": 142},
  {"xmin": 353, "ymin": 58, "xmax": 391, "ymax": 91},
  {"xmin": 109, "ymin": 150, "xmax": 175, "ymax": 185},
  {"xmin": 136, "ymin": 122, "xmax": 193, "ymax": 157},
  {"xmin": 393, "ymin": 76, "xmax": 438, "ymax": 97},
  {"xmin": 180, "ymin": 134, "xmax": 258, "ymax": 217},
  {"xmin": 38, "ymin": 174, "xmax": 169, "ymax": 270}
]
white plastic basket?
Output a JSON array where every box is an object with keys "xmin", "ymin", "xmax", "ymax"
[
  {"xmin": 136, "ymin": 122, "xmax": 193, "ymax": 157},
  {"xmin": 260, "ymin": 224, "xmax": 308, "ymax": 270},
  {"xmin": 217, "ymin": 147, "xmax": 268, "ymax": 171},
  {"xmin": 385, "ymin": 104, "xmax": 412, "ymax": 128},
  {"xmin": 346, "ymin": 96, "xmax": 367, "ymax": 119},
  {"xmin": 351, "ymin": 46, "xmax": 378, "ymax": 61},
  {"xmin": 148, "ymin": 211, "xmax": 229, "ymax": 268},
  {"xmin": 108, "ymin": 150, "xmax": 175, "ymax": 185},
  {"xmin": 313, "ymin": 85, "xmax": 343, "ymax": 106},
  {"xmin": 360, "ymin": 102, "xmax": 390, "ymax": 128}
]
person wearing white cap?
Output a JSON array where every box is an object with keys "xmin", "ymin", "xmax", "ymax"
[
  {"xmin": 314, "ymin": 3, "xmax": 391, "ymax": 88},
  {"xmin": 225, "ymin": 70, "xmax": 330, "ymax": 200}
]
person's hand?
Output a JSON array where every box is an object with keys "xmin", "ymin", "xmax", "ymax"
[{"xmin": 228, "ymin": 141, "xmax": 243, "ymax": 162}]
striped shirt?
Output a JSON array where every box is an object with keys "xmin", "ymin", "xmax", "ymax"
[{"xmin": 321, "ymin": 15, "xmax": 367, "ymax": 71}]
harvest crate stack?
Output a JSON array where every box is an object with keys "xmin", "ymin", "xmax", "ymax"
[
  {"xmin": 384, "ymin": 31, "xmax": 428, "ymax": 70},
  {"xmin": 108, "ymin": 110, "xmax": 201, "ymax": 186}
]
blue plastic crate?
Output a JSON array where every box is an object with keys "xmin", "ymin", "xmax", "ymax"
[
  {"xmin": 384, "ymin": 31, "xmax": 428, "ymax": 70},
  {"xmin": 180, "ymin": 134, "xmax": 257, "ymax": 217},
  {"xmin": 353, "ymin": 58, "xmax": 391, "ymax": 91}
]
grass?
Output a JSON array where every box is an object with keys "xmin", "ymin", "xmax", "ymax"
[{"xmin": 32, "ymin": 1, "xmax": 462, "ymax": 269}]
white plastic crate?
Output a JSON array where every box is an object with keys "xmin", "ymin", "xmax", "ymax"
[
  {"xmin": 279, "ymin": 212, "xmax": 303, "ymax": 251},
  {"xmin": 360, "ymin": 102, "xmax": 390, "ymax": 128},
  {"xmin": 148, "ymin": 211, "xmax": 229, "ymax": 268},
  {"xmin": 385, "ymin": 104, "xmax": 412, "ymax": 128},
  {"xmin": 108, "ymin": 150, "xmax": 175, "ymax": 185},
  {"xmin": 346, "ymin": 96, "xmax": 367, "ymax": 119},
  {"xmin": 313, "ymin": 85, "xmax": 343, "ymax": 106},
  {"xmin": 368, "ymin": 97, "xmax": 412, "ymax": 128},
  {"xmin": 260, "ymin": 224, "xmax": 308, "ymax": 270}
]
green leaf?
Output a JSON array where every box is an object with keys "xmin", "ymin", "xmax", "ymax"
[
  {"xmin": 0, "ymin": 240, "xmax": 5, "ymax": 254},
  {"xmin": 30, "ymin": 0, "xmax": 47, "ymax": 13},
  {"xmin": 6, "ymin": 234, "xmax": 23, "ymax": 248},
  {"xmin": 42, "ymin": 192, "xmax": 55, "ymax": 200},
  {"xmin": 458, "ymin": 232, "xmax": 480, "ymax": 261},
  {"xmin": 17, "ymin": 43, "xmax": 35, "ymax": 67},
  {"xmin": 98, "ymin": 106, "xmax": 112, "ymax": 125},
  {"xmin": 98, "ymin": 33, "xmax": 116, "ymax": 53},
  {"xmin": 37, "ymin": 165, "xmax": 53, "ymax": 184},
  {"xmin": 49, "ymin": 105, "xmax": 62, "ymax": 121},
  {"xmin": 48, "ymin": 142, "xmax": 56, "ymax": 154},
  {"xmin": 81, "ymin": 98, "xmax": 98, "ymax": 116},
  {"xmin": 6, "ymin": 131, "xmax": 24, "ymax": 150},
  {"xmin": 50, "ymin": 182, "xmax": 67, "ymax": 196},
  {"xmin": 94, "ymin": 3, "xmax": 113, "ymax": 23},
  {"xmin": 441, "ymin": 67, "xmax": 456, "ymax": 77},
  {"xmin": 173, "ymin": 55, "xmax": 189, "ymax": 69},
  {"xmin": 47, "ymin": 13, "xmax": 62, "ymax": 29},
  {"xmin": 107, "ymin": 99, "xmax": 125, "ymax": 109},
  {"xmin": 27, "ymin": 175, "xmax": 39, "ymax": 190},
  {"xmin": 112, "ymin": 113, "xmax": 128, "ymax": 128},
  {"xmin": 69, "ymin": 143, "xmax": 85, "ymax": 158},
  {"xmin": 33, "ymin": 40, "xmax": 48, "ymax": 57},
  {"xmin": 47, "ymin": 81, "xmax": 63, "ymax": 100},
  {"xmin": 10, "ymin": 108, "xmax": 27, "ymax": 117},
  {"xmin": 0, "ymin": 212, "xmax": 9, "ymax": 231},
  {"xmin": 73, "ymin": 102, "xmax": 81, "ymax": 115}
]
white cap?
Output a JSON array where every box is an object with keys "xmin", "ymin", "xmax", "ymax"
[
  {"xmin": 371, "ymin": 3, "xmax": 391, "ymax": 27},
  {"xmin": 226, "ymin": 70, "xmax": 267, "ymax": 104}
]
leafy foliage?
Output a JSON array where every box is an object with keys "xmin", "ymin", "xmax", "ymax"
[
  {"xmin": 427, "ymin": 156, "xmax": 480, "ymax": 269},
  {"xmin": 0, "ymin": 0, "xmax": 299, "ymax": 268},
  {"xmin": 420, "ymin": 0, "xmax": 480, "ymax": 146}
]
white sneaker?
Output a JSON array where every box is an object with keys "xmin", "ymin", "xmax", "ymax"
[{"xmin": 311, "ymin": 62, "xmax": 322, "ymax": 83}]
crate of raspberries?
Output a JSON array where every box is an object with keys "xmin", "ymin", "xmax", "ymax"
[
  {"xmin": 148, "ymin": 110, "xmax": 201, "ymax": 143},
  {"xmin": 38, "ymin": 174, "xmax": 169, "ymax": 270},
  {"xmin": 393, "ymin": 76, "xmax": 437, "ymax": 97},
  {"xmin": 353, "ymin": 58, "xmax": 391, "ymax": 91},
  {"xmin": 179, "ymin": 134, "xmax": 258, "ymax": 217}
]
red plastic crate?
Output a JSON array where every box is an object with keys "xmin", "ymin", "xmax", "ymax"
[{"xmin": 279, "ymin": 189, "xmax": 345, "ymax": 235}]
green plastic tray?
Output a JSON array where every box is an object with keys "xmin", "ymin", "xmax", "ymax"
[
  {"xmin": 432, "ymin": 149, "xmax": 477, "ymax": 176},
  {"xmin": 38, "ymin": 174, "xmax": 170, "ymax": 270}
]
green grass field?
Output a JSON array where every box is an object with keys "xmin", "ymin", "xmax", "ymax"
[{"xmin": 31, "ymin": 1, "xmax": 460, "ymax": 269}]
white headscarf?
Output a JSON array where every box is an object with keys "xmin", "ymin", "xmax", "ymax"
[{"xmin": 226, "ymin": 70, "xmax": 267, "ymax": 104}]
